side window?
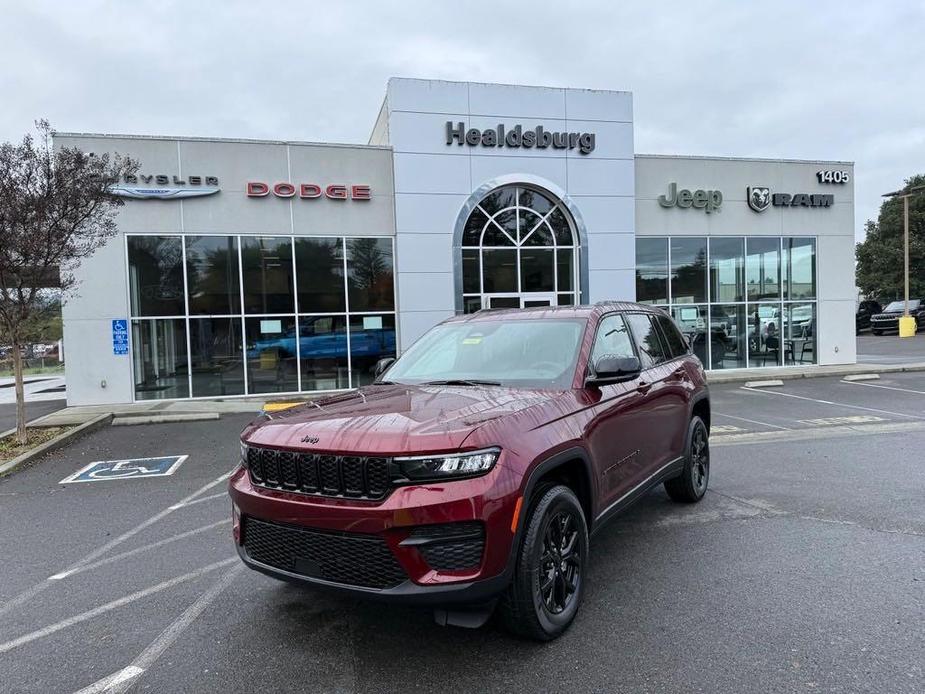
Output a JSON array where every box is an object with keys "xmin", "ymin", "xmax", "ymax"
[
  {"xmin": 590, "ymin": 315, "xmax": 635, "ymax": 364},
  {"xmin": 625, "ymin": 313, "xmax": 669, "ymax": 369},
  {"xmin": 655, "ymin": 313, "xmax": 688, "ymax": 358}
]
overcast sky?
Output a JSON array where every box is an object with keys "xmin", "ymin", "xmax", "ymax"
[{"xmin": 1, "ymin": 1, "xmax": 923, "ymax": 240}]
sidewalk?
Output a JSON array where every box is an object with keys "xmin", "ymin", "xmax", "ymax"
[{"xmin": 705, "ymin": 359, "xmax": 925, "ymax": 384}]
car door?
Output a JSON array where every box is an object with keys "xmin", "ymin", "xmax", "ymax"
[
  {"xmin": 622, "ymin": 312, "xmax": 678, "ymax": 486},
  {"xmin": 653, "ymin": 312, "xmax": 697, "ymax": 460},
  {"xmin": 582, "ymin": 313, "xmax": 652, "ymax": 512}
]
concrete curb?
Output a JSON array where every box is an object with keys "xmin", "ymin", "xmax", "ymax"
[
  {"xmin": 111, "ymin": 413, "xmax": 221, "ymax": 426},
  {"xmin": 706, "ymin": 362, "xmax": 925, "ymax": 384},
  {"xmin": 0, "ymin": 413, "xmax": 113, "ymax": 477}
]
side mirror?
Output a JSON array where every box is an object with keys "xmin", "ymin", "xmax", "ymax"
[
  {"xmin": 585, "ymin": 356, "xmax": 641, "ymax": 387},
  {"xmin": 374, "ymin": 356, "xmax": 396, "ymax": 379}
]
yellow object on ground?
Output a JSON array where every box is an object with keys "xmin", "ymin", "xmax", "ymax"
[
  {"xmin": 899, "ymin": 315, "xmax": 917, "ymax": 338},
  {"xmin": 262, "ymin": 402, "xmax": 302, "ymax": 413}
]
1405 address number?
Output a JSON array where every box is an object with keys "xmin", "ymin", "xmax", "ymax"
[{"xmin": 816, "ymin": 170, "xmax": 850, "ymax": 184}]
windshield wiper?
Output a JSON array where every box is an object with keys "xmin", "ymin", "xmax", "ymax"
[{"xmin": 422, "ymin": 379, "xmax": 502, "ymax": 387}]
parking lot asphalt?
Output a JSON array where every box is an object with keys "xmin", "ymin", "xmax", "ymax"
[
  {"xmin": 0, "ymin": 399, "xmax": 67, "ymax": 433},
  {"xmin": 857, "ymin": 331, "xmax": 925, "ymax": 364},
  {"xmin": 1, "ymin": 375, "xmax": 924, "ymax": 693}
]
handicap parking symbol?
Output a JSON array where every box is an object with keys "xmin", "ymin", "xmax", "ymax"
[
  {"xmin": 60, "ymin": 455, "xmax": 188, "ymax": 484},
  {"xmin": 112, "ymin": 318, "xmax": 129, "ymax": 356}
]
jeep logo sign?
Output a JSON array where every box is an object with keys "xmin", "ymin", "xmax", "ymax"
[{"xmin": 658, "ymin": 182, "xmax": 723, "ymax": 213}]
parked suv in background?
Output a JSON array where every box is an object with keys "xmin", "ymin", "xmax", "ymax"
[
  {"xmin": 856, "ymin": 300, "xmax": 882, "ymax": 334},
  {"xmin": 871, "ymin": 299, "xmax": 925, "ymax": 335},
  {"xmin": 229, "ymin": 303, "xmax": 710, "ymax": 640}
]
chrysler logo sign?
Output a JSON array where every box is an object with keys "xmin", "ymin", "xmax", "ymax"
[
  {"xmin": 110, "ymin": 174, "xmax": 220, "ymax": 200},
  {"xmin": 747, "ymin": 186, "xmax": 834, "ymax": 213}
]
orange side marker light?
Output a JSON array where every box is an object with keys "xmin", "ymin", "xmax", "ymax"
[{"xmin": 510, "ymin": 496, "xmax": 524, "ymax": 533}]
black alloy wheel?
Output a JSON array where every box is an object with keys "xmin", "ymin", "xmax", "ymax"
[
  {"xmin": 500, "ymin": 485, "xmax": 588, "ymax": 641},
  {"xmin": 538, "ymin": 511, "xmax": 581, "ymax": 615},
  {"xmin": 665, "ymin": 415, "xmax": 710, "ymax": 503}
]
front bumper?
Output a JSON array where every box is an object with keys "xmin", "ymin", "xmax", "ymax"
[{"xmin": 228, "ymin": 462, "xmax": 521, "ymax": 605}]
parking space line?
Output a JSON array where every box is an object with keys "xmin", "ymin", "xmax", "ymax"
[
  {"xmin": 0, "ymin": 469, "xmax": 236, "ymax": 620},
  {"xmin": 168, "ymin": 491, "xmax": 228, "ymax": 511},
  {"xmin": 72, "ymin": 666, "xmax": 144, "ymax": 694},
  {"xmin": 741, "ymin": 386, "xmax": 925, "ymax": 421},
  {"xmin": 842, "ymin": 380, "xmax": 925, "ymax": 396},
  {"xmin": 48, "ymin": 520, "xmax": 230, "ymax": 581},
  {"xmin": 89, "ymin": 565, "xmax": 245, "ymax": 694},
  {"xmin": 714, "ymin": 411, "xmax": 790, "ymax": 430},
  {"xmin": 0, "ymin": 558, "xmax": 236, "ymax": 656}
]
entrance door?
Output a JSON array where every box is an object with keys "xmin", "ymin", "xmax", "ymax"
[{"xmin": 485, "ymin": 293, "xmax": 557, "ymax": 309}]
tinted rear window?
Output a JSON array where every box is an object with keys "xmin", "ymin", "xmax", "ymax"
[
  {"xmin": 655, "ymin": 314, "xmax": 688, "ymax": 358},
  {"xmin": 625, "ymin": 313, "xmax": 669, "ymax": 368}
]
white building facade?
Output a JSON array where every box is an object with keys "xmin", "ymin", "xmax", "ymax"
[{"xmin": 57, "ymin": 78, "xmax": 855, "ymax": 406}]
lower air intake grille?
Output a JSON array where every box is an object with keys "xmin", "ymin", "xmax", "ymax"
[
  {"xmin": 243, "ymin": 516, "xmax": 406, "ymax": 589},
  {"xmin": 410, "ymin": 522, "xmax": 485, "ymax": 572}
]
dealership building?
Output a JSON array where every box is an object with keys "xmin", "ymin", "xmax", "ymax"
[{"xmin": 56, "ymin": 77, "xmax": 856, "ymax": 406}]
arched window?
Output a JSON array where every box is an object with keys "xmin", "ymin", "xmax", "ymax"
[{"xmin": 459, "ymin": 185, "xmax": 579, "ymax": 313}]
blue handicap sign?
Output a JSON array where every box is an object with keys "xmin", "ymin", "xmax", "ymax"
[
  {"xmin": 112, "ymin": 319, "xmax": 129, "ymax": 355},
  {"xmin": 60, "ymin": 456, "xmax": 188, "ymax": 484}
]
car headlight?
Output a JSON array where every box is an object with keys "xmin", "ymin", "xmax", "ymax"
[{"xmin": 394, "ymin": 447, "xmax": 500, "ymax": 481}]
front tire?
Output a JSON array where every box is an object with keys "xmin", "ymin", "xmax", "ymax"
[
  {"xmin": 664, "ymin": 416, "xmax": 710, "ymax": 503},
  {"xmin": 499, "ymin": 485, "xmax": 588, "ymax": 641}
]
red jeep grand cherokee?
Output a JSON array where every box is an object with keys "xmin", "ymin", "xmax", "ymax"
[{"xmin": 229, "ymin": 302, "xmax": 710, "ymax": 640}]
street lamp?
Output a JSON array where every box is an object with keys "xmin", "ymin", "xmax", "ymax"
[{"xmin": 881, "ymin": 183, "xmax": 925, "ymax": 338}]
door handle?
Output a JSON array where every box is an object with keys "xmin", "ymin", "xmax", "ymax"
[
  {"xmin": 637, "ymin": 380, "xmax": 651, "ymax": 394},
  {"xmin": 671, "ymin": 366, "xmax": 688, "ymax": 382}
]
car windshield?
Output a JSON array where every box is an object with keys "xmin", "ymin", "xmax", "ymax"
[
  {"xmin": 382, "ymin": 319, "xmax": 586, "ymax": 389},
  {"xmin": 884, "ymin": 300, "xmax": 919, "ymax": 312}
]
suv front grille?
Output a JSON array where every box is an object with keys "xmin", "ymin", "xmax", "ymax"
[
  {"xmin": 242, "ymin": 516, "xmax": 407, "ymax": 589},
  {"xmin": 246, "ymin": 446, "xmax": 392, "ymax": 500}
]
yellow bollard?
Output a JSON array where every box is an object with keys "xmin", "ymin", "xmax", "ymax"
[{"xmin": 899, "ymin": 315, "xmax": 917, "ymax": 338}]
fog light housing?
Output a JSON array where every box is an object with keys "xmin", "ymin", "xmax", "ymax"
[{"xmin": 394, "ymin": 448, "xmax": 500, "ymax": 482}]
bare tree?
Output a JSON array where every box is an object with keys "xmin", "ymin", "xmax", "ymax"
[{"xmin": 0, "ymin": 121, "xmax": 137, "ymax": 444}]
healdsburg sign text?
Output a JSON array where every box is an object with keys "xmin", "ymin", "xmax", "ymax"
[{"xmin": 446, "ymin": 121, "xmax": 596, "ymax": 155}]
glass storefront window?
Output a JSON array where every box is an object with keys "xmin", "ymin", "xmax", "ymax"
[
  {"xmin": 709, "ymin": 305, "xmax": 746, "ymax": 370},
  {"xmin": 671, "ymin": 305, "xmax": 709, "ymax": 365},
  {"xmin": 747, "ymin": 303, "xmax": 783, "ymax": 367},
  {"xmin": 785, "ymin": 238, "xmax": 816, "ymax": 300},
  {"xmin": 347, "ymin": 237, "xmax": 395, "ymax": 311},
  {"xmin": 635, "ymin": 235, "xmax": 815, "ymax": 371},
  {"xmin": 185, "ymin": 235, "xmax": 240, "ymax": 315},
  {"xmin": 128, "ymin": 236, "xmax": 185, "ymax": 316},
  {"xmin": 709, "ymin": 237, "xmax": 744, "ymax": 303},
  {"xmin": 460, "ymin": 185, "xmax": 577, "ymax": 309},
  {"xmin": 299, "ymin": 315, "xmax": 349, "ymax": 391},
  {"xmin": 295, "ymin": 237, "xmax": 345, "ymax": 313},
  {"xmin": 635, "ymin": 238, "xmax": 668, "ymax": 304},
  {"xmin": 520, "ymin": 249, "xmax": 554, "ymax": 292},
  {"xmin": 670, "ymin": 237, "xmax": 707, "ymax": 304},
  {"xmin": 189, "ymin": 317, "xmax": 245, "ymax": 396},
  {"xmin": 127, "ymin": 233, "xmax": 396, "ymax": 399},
  {"xmin": 131, "ymin": 319, "xmax": 189, "ymax": 399},
  {"xmin": 245, "ymin": 316, "xmax": 298, "ymax": 394},
  {"xmin": 746, "ymin": 238, "xmax": 781, "ymax": 301},
  {"xmin": 482, "ymin": 249, "xmax": 517, "ymax": 292},
  {"xmin": 782, "ymin": 303, "xmax": 816, "ymax": 365},
  {"xmin": 349, "ymin": 314, "xmax": 397, "ymax": 387},
  {"xmin": 241, "ymin": 236, "xmax": 294, "ymax": 314}
]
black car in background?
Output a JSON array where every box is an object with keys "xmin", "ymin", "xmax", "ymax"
[
  {"xmin": 856, "ymin": 299, "xmax": 882, "ymax": 334},
  {"xmin": 870, "ymin": 299, "xmax": 925, "ymax": 335}
]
